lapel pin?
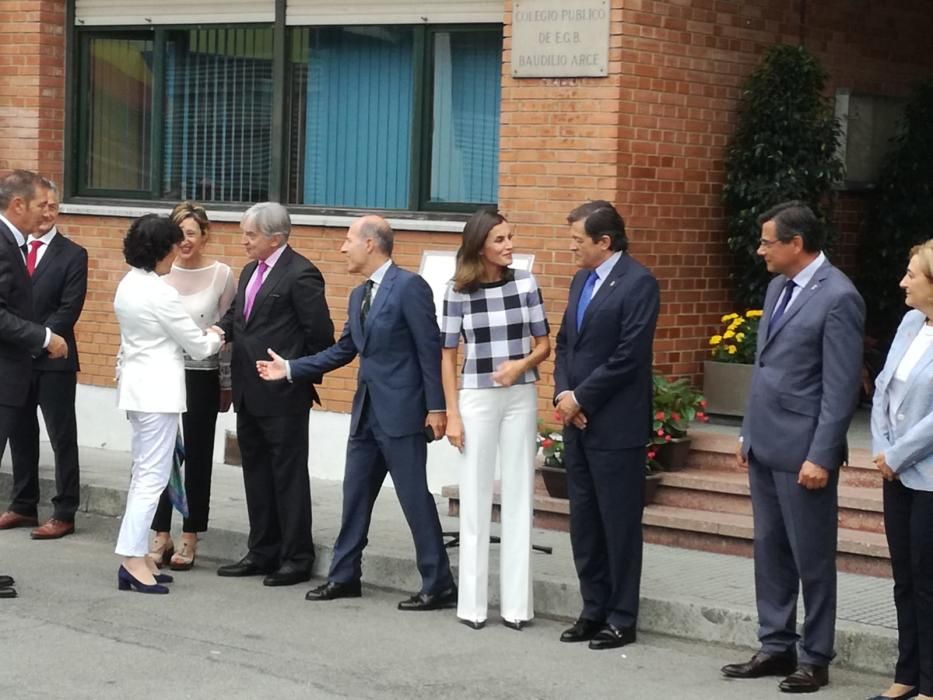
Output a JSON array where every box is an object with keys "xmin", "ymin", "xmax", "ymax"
[{"xmin": 609, "ymin": 280, "xmax": 616, "ymax": 287}]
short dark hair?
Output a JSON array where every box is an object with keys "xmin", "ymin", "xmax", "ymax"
[
  {"xmin": 123, "ymin": 214, "xmax": 184, "ymax": 271},
  {"xmin": 567, "ymin": 200, "xmax": 628, "ymax": 252},
  {"xmin": 0, "ymin": 169, "xmax": 44, "ymax": 209},
  {"xmin": 757, "ymin": 200, "xmax": 824, "ymax": 253}
]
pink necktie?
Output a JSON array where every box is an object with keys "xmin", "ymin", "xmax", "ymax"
[
  {"xmin": 243, "ymin": 260, "xmax": 268, "ymax": 320},
  {"xmin": 26, "ymin": 240, "xmax": 44, "ymax": 276}
]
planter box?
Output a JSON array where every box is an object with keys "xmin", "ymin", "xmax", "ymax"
[
  {"xmin": 652, "ymin": 436, "xmax": 692, "ymax": 471},
  {"xmin": 538, "ymin": 464, "xmax": 568, "ymax": 499},
  {"xmin": 703, "ymin": 360, "xmax": 754, "ymax": 417}
]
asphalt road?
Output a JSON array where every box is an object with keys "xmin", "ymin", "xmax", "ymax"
[{"xmin": 1, "ymin": 513, "xmax": 887, "ymax": 699}]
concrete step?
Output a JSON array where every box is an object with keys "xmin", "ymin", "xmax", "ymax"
[
  {"xmin": 656, "ymin": 470, "xmax": 884, "ymax": 533},
  {"xmin": 642, "ymin": 505, "xmax": 890, "ymax": 577},
  {"xmin": 687, "ymin": 433, "xmax": 883, "ymax": 488}
]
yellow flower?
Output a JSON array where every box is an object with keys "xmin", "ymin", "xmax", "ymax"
[
  {"xmin": 746, "ymin": 309, "xmax": 763, "ymax": 318},
  {"xmin": 709, "ymin": 335, "xmax": 722, "ymax": 346},
  {"xmin": 727, "ymin": 345, "xmax": 737, "ymax": 354},
  {"xmin": 723, "ymin": 330, "xmax": 735, "ymax": 339},
  {"xmin": 735, "ymin": 332, "xmax": 745, "ymax": 342},
  {"xmin": 721, "ymin": 313, "xmax": 738, "ymax": 322}
]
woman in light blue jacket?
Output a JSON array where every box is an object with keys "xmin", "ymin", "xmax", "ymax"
[{"xmin": 870, "ymin": 239, "xmax": 933, "ymax": 700}]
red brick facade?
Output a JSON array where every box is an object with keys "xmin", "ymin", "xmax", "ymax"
[{"xmin": 2, "ymin": 0, "xmax": 932, "ymax": 417}]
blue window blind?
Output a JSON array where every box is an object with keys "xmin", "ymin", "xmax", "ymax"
[
  {"xmin": 298, "ymin": 27, "xmax": 414, "ymax": 209},
  {"xmin": 430, "ymin": 31, "xmax": 501, "ymax": 204},
  {"xmin": 162, "ymin": 28, "xmax": 274, "ymax": 203}
]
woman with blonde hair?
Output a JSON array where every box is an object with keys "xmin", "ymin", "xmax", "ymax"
[
  {"xmin": 441, "ymin": 207, "xmax": 550, "ymax": 630},
  {"xmin": 869, "ymin": 239, "xmax": 933, "ymax": 700},
  {"xmin": 148, "ymin": 202, "xmax": 235, "ymax": 571}
]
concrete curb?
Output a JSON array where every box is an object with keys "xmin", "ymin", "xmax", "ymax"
[{"xmin": 0, "ymin": 472, "xmax": 896, "ymax": 675}]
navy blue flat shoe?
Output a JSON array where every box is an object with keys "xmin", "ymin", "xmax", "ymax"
[{"xmin": 118, "ymin": 566, "xmax": 169, "ymax": 594}]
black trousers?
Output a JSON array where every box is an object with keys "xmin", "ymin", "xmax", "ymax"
[
  {"xmin": 236, "ymin": 404, "xmax": 314, "ymax": 569},
  {"xmin": 564, "ymin": 436, "xmax": 646, "ymax": 629},
  {"xmin": 8, "ymin": 371, "xmax": 80, "ymax": 522},
  {"xmin": 152, "ymin": 369, "xmax": 220, "ymax": 533},
  {"xmin": 884, "ymin": 479, "xmax": 933, "ymax": 695}
]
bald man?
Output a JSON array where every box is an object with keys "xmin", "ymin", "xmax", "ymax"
[{"xmin": 258, "ymin": 216, "xmax": 456, "ymax": 611}]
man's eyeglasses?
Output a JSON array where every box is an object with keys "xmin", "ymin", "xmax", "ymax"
[{"xmin": 758, "ymin": 238, "xmax": 781, "ymax": 248}]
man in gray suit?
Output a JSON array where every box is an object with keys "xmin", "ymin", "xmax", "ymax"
[{"xmin": 721, "ymin": 202, "xmax": 865, "ymax": 693}]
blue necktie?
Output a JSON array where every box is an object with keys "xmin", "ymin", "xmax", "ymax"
[
  {"xmin": 767, "ymin": 278, "xmax": 797, "ymax": 338},
  {"xmin": 576, "ymin": 270, "xmax": 599, "ymax": 331}
]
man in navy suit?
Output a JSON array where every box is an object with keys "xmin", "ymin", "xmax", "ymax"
[
  {"xmin": 0, "ymin": 170, "xmax": 69, "ymax": 597},
  {"xmin": 553, "ymin": 201, "xmax": 660, "ymax": 650},
  {"xmin": 7, "ymin": 181, "xmax": 88, "ymax": 540},
  {"xmin": 257, "ymin": 215, "xmax": 456, "ymax": 611},
  {"xmin": 721, "ymin": 202, "xmax": 865, "ymax": 693}
]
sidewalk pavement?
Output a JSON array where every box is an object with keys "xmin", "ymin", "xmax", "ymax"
[{"xmin": 1, "ymin": 442, "xmax": 896, "ymax": 675}]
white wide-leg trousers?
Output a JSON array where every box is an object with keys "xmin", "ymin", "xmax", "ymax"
[
  {"xmin": 115, "ymin": 411, "xmax": 179, "ymax": 557},
  {"xmin": 457, "ymin": 383, "xmax": 537, "ymax": 623}
]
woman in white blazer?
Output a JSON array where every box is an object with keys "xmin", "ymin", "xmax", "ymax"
[
  {"xmin": 113, "ymin": 215, "xmax": 223, "ymax": 594},
  {"xmin": 870, "ymin": 239, "xmax": 933, "ymax": 700}
]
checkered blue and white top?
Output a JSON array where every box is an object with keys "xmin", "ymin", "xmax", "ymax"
[{"xmin": 441, "ymin": 269, "xmax": 549, "ymax": 389}]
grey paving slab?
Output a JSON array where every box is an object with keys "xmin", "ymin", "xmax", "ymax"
[{"xmin": 1, "ymin": 439, "xmax": 896, "ymax": 674}]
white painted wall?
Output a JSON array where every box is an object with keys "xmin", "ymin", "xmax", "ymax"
[{"xmin": 70, "ymin": 384, "xmax": 465, "ymax": 494}]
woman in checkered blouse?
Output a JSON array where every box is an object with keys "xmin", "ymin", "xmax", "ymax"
[{"xmin": 441, "ymin": 208, "xmax": 551, "ymax": 631}]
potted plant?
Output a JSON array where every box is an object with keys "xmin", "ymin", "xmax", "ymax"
[
  {"xmin": 649, "ymin": 372, "xmax": 708, "ymax": 471},
  {"xmin": 536, "ymin": 422, "xmax": 667, "ymax": 504},
  {"xmin": 536, "ymin": 424, "xmax": 567, "ymax": 499},
  {"xmin": 703, "ymin": 310, "xmax": 762, "ymax": 416}
]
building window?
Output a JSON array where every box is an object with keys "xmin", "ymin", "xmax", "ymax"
[{"xmin": 74, "ymin": 24, "xmax": 501, "ymax": 212}]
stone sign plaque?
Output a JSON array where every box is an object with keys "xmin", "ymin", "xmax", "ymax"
[{"xmin": 511, "ymin": 0, "xmax": 610, "ymax": 78}]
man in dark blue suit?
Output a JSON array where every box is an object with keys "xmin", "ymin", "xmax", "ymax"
[
  {"xmin": 257, "ymin": 215, "xmax": 456, "ymax": 610},
  {"xmin": 553, "ymin": 201, "xmax": 660, "ymax": 650}
]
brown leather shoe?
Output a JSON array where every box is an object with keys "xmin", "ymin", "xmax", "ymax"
[
  {"xmin": 0, "ymin": 511, "xmax": 39, "ymax": 530},
  {"xmin": 722, "ymin": 651, "xmax": 798, "ymax": 679},
  {"xmin": 31, "ymin": 518, "xmax": 75, "ymax": 540}
]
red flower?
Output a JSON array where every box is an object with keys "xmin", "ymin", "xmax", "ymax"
[
  {"xmin": 696, "ymin": 412, "xmax": 708, "ymax": 422},
  {"xmin": 541, "ymin": 439, "xmax": 554, "ymax": 448},
  {"xmin": 671, "ymin": 412, "xmax": 681, "ymax": 421},
  {"xmin": 656, "ymin": 428, "xmax": 665, "ymax": 436},
  {"xmin": 647, "ymin": 450, "xmax": 656, "ymax": 460},
  {"xmin": 664, "ymin": 434, "xmax": 672, "ymax": 442},
  {"xmin": 699, "ymin": 399, "xmax": 707, "ymax": 408},
  {"xmin": 655, "ymin": 411, "xmax": 665, "ymax": 420}
]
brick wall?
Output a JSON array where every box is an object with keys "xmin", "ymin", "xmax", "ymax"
[
  {"xmin": 3, "ymin": 0, "xmax": 932, "ymax": 418},
  {"xmin": 0, "ymin": 0, "xmax": 65, "ymax": 181}
]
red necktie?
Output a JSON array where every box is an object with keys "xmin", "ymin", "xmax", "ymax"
[{"xmin": 26, "ymin": 240, "xmax": 44, "ymax": 276}]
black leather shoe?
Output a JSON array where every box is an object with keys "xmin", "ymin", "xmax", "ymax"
[
  {"xmin": 778, "ymin": 664, "xmax": 829, "ymax": 693},
  {"xmin": 217, "ymin": 556, "xmax": 276, "ymax": 578},
  {"xmin": 722, "ymin": 651, "xmax": 798, "ymax": 679},
  {"xmin": 305, "ymin": 580, "xmax": 362, "ymax": 601},
  {"xmin": 866, "ymin": 689, "xmax": 918, "ymax": 700},
  {"xmin": 263, "ymin": 564, "xmax": 312, "ymax": 587},
  {"xmin": 459, "ymin": 618, "xmax": 485, "ymax": 630},
  {"xmin": 588, "ymin": 623, "xmax": 636, "ymax": 650},
  {"xmin": 398, "ymin": 585, "xmax": 457, "ymax": 611},
  {"xmin": 0, "ymin": 575, "xmax": 14, "ymax": 588},
  {"xmin": 0, "ymin": 586, "xmax": 16, "ymax": 599},
  {"xmin": 560, "ymin": 618, "xmax": 602, "ymax": 643}
]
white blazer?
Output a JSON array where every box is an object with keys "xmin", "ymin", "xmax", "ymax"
[
  {"xmin": 871, "ymin": 309, "xmax": 933, "ymax": 491},
  {"xmin": 114, "ymin": 268, "xmax": 222, "ymax": 413}
]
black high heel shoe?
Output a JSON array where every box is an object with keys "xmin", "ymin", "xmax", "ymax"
[{"xmin": 118, "ymin": 566, "xmax": 169, "ymax": 594}]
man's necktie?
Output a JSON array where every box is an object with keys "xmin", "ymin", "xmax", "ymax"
[
  {"xmin": 243, "ymin": 260, "xmax": 268, "ymax": 320},
  {"xmin": 360, "ymin": 279, "xmax": 374, "ymax": 324},
  {"xmin": 767, "ymin": 278, "xmax": 797, "ymax": 338},
  {"xmin": 576, "ymin": 270, "xmax": 599, "ymax": 331},
  {"xmin": 26, "ymin": 240, "xmax": 44, "ymax": 276}
]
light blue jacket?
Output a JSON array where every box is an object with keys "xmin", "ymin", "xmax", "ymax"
[{"xmin": 871, "ymin": 309, "xmax": 933, "ymax": 491}]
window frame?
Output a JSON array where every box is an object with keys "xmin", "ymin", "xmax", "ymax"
[{"xmin": 68, "ymin": 20, "xmax": 502, "ymax": 215}]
